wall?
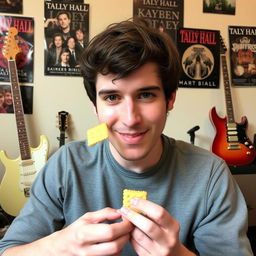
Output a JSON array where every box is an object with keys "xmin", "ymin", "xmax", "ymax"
[{"xmin": 0, "ymin": 0, "xmax": 256, "ymax": 223}]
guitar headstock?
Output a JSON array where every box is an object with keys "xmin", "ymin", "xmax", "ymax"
[
  {"xmin": 58, "ymin": 111, "xmax": 69, "ymax": 133},
  {"xmin": 220, "ymin": 35, "xmax": 227, "ymax": 55},
  {"xmin": 2, "ymin": 27, "xmax": 21, "ymax": 60}
]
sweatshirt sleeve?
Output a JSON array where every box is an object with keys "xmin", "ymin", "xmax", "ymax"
[{"xmin": 193, "ymin": 161, "xmax": 253, "ymax": 256}]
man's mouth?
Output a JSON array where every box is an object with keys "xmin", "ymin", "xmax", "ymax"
[{"xmin": 116, "ymin": 130, "xmax": 148, "ymax": 143}]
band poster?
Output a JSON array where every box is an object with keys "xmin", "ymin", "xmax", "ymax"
[
  {"xmin": 46, "ymin": 0, "xmax": 84, "ymax": 2},
  {"xmin": 203, "ymin": 0, "xmax": 236, "ymax": 15},
  {"xmin": 133, "ymin": 0, "xmax": 183, "ymax": 43},
  {"xmin": 177, "ymin": 28, "xmax": 220, "ymax": 88},
  {"xmin": 0, "ymin": 15, "xmax": 34, "ymax": 83},
  {"xmin": 228, "ymin": 26, "xmax": 256, "ymax": 86},
  {"xmin": 44, "ymin": 1, "xmax": 89, "ymax": 76},
  {"xmin": 0, "ymin": 84, "xmax": 33, "ymax": 114},
  {"xmin": 0, "ymin": 0, "xmax": 23, "ymax": 14}
]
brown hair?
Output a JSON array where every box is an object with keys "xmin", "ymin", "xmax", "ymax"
[{"xmin": 80, "ymin": 18, "xmax": 181, "ymax": 106}]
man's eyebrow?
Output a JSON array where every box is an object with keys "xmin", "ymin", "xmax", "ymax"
[
  {"xmin": 138, "ymin": 86, "xmax": 161, "ymax": 92},
  {"xmin": 98, "ymin": 86, "xmax": 161, "ymax": 96},
  {"xmin": 98, "ymin": 89, "xmax": 119, "ymax": 96}
]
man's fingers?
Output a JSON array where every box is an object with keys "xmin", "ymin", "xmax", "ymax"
[
  {"xmin": 76, "ymin": 219, "xmax": 133, "ymax": 244},
  {"xmin": 81, "ymin": 207, "xmax": 121, "ymax": 223},
  {"xmin": 125, "ymin": 198, "xmax": 177, "ymax": 229}
]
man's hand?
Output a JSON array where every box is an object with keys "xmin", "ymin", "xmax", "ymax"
[
  {"xmin": 119, "ymin": 198, "xmax": 195, "ymax": 256},
  {"xmin": 3, "ymin": 207, "xmax": 134, "ymax": 256}
]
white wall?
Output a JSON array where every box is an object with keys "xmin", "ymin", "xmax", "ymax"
[{"xmin": 0, "ymin": 0, "xmax": 256, "ymax": 222}]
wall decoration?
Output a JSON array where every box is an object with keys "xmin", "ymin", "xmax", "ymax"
[
  {"xmin": 44, "ymin": 1, "xmax": 89, "ymax": 77},
  {"xmin": 0, "ymin": 0, "xmax": 23, "ymax": 14},
  {"xmin": 0, "ymin": 15, "xmax": 34, "ymax": 83},
  {"xmin": 177, "ymin": 28, "xmax": 220, "ymax": 88},
  {"xmin": 203, "ymin": 0, "xmax": 236, "ymax": 15},
  {"xmin": 228, "ymin": 26, "xmax": 256, "ymax": 86},
  {"xmin": 45, "ymin": 0, "xmax": 83, "ymax": 2},
  {"xmin": 133, "ymin": 0, "xmax": 183, "ymax": 43},
  {"xmin": 0, "ymin": 84, "xmax": 33, "ymax": 114}
]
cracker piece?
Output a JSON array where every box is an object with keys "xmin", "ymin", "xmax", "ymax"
[
  {"xmin": 123, "ymin": 189, "xmax": 147, "ymax": 213},
  {"xmin": 87, "ymin": 123, "xmax": 108, "ymax": 146}
]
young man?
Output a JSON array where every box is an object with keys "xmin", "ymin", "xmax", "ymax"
[
  {"xmin": 3, "ymin": 87, "xmax": 13, "ymax": 113},
  {"xmin": 0, "ymin": 87, "xmax": 7, "ymax": 113},
  {"xmin": 0, "ymin": 18, "xmax": 253, "ymax": 256},
  {"xmin": 44, "ymin": 11, "xmax": 76, "ymax": 45}
]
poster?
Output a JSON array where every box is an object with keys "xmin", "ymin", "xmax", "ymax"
[
  {"xmin": 46, "ymin": 0, "xmax": 83, "ymax": 2},
  {"xmin": 203, "ymin": 0, "xmax": 236, "ymax": 15},
  {"xmin": 228, "ymin": 26, "xmax": 256, "ymax": 86},
  {"xmin": 133, "ymin": 0, "xmax": 183, "ymax": 43},
  {"xmin": 44, "ymin": 1, "xmax": 89, "ymax": 76},
  {"xmin": 0, "ymin": 0, "xmax": 23, "ymax": 14},
  {"xmin": 177, "ymin": 28, "xmax": 220, "ymax": 88},
  {"xmin": 0, "ymin": 84, "xmax": 33, "ymax": 114},
  {"xmin": 0, "ymin": 15, "xmax": 34, "ymax": 83}
]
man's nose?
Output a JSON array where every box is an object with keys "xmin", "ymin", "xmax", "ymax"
[{"xmin": 121, "ymin": 99, "xmax": 141, "ymax": 127}]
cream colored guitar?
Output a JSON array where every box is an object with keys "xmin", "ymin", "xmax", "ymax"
[{"xmin": 0, "ymin": 27, "xmax": 49, "ymax": 217}]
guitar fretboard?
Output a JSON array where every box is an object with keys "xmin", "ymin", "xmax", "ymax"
[
  {"xmin": 8, "ymin": 60, "xmax": 31, "ymax": 160},
  {"xmin": 221, "ymin": 55, "xmax": 235, "ymax": 123}
]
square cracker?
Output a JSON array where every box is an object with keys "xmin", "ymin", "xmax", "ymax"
[
  {"xmin": 87, "ymin": 123, "xmax": 108, "ymax": 146},
  {"xmin": 123, "ymin": 189, "xmax": 147, "ymax": 213}
]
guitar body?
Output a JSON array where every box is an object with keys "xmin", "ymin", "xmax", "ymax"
[
  {"xmin": 210, "ymin": 107, "xmax": 256, "ymax": 166},
  {"xmin": 0, "ymin": 135, "xmax": 49, "ymax": 216}
]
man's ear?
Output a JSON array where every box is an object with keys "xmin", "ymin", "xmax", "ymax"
[{"xmin": 167, "ymin": 91, "xmax": 176, "ymax": 111}]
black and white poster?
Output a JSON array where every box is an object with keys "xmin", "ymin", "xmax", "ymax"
[
  {"xmin": 203, "ymin": 0, "xmax": 236, "ymax": 15},
  {"xmin": 177, "ymin": 28, "xmax": 220, "ymax": 88},
  {"xmin": 228, "ymin": 26, "xmax": 256, "ymax": 86},
  {"xmin": 133, "ymin": 0, "xmax": 183, "ymax": 43},
  {"xmin": 0, "ymin": 15, "xmax": 34, "ymax": 83},
  {"xmin": 44, "ymin": 1, "xmax": 89, "ymax": 76}
]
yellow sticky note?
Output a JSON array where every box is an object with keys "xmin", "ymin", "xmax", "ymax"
[
  {"xmin": 123, "ymin": 189, "xmax": 147, "ymax": 213},
  {"xmin": 87, "ymin": 123, "xmax": 109, "ymax": 146}
]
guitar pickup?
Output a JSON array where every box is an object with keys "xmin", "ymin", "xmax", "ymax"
[
  {"xmin": 228, "ymin": 135, "xmax": 239, "ymax": 142},
  {"xmin": 20, "ymin": 159, "xmax": 34, "ymax": 167},
  {"xmin": 228, "ymin": 143, "xmax": 241, "ymax": 150},
  {"xmin": 227, "ymin": 131, "xmax": 238, "ymax": 135},
  {"xmin": 226, "ymin": 123, "xmax": 237, "ymax": 130}
]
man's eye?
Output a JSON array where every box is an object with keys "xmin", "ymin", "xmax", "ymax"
[
  {"xmin": 139, "ymin": 92, "xmax": 155, "ymax": 99},
  {"xmin": 105, "ymin": 95, "xmax": 119, "ymax": 102}
]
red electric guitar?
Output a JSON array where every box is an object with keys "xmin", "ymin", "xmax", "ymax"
[{"xmin": 209, "ymin": 37, "xmax": 256, "ymax": 166}]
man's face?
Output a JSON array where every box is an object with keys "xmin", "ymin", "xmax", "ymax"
[
  {"xmin": 4, "ymin": 92, "xmax": 12, "ymax": 106},
  {"xmin": 76, "ymin": 30, "xmax": 84, "ymax": 41},
  {"xmin": 57, "ymin": 14, "xmax": 71, "ymax": 30},
  {"xmin": 0, "ymin": 93, "xmax": 4, "ymax": 106},
  {"xmin": 61, "ymin": 52, "xmax": 70, "ymax": 64},
  {"xmin": 95, "ymin": 62, "xmax": 175, "ymax": 170},
  {"xmin": 54, "ymin": 36, "xmax": 63, "ymax": 48},
  {"xmin": 67, "ymin": 38, "xmax": 75, "ymax": 49}
]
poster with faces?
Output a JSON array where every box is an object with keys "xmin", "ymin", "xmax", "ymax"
[{"xmin": 44, "ymin": 1, "xmax": 89, "ymax": 76}]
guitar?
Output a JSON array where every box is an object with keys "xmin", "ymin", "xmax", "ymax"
[
  {"xmin": 0, "ymin": 27, "xmax": 49, "ymax": 216},
  {"xmin": 57, "ymin": 111, "xmax": 69, "ymax": 147},
  {"xmin": 210, "ymin": 36, "xmax": 256, "ymax": 166}
]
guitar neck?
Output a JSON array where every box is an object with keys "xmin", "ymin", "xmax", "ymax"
[
  {"xmin": 8, "ymin": 60, "xmax": 31, "ymax": 160},
  {"xmin": 59, "ymin": 131, "xmax": 66, "ymax": 147},
  {"xmin": 220, "ymin": 54, "xmax": 235, "ymax": 123}
]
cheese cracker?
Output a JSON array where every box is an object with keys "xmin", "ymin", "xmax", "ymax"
[
  {"xmin": 87, "ymin": 123, "xmax": 108, "ymax": 146},
  {"xmin": 123, "ymin": 189, "xmax": 147, "ymax": 213}
]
